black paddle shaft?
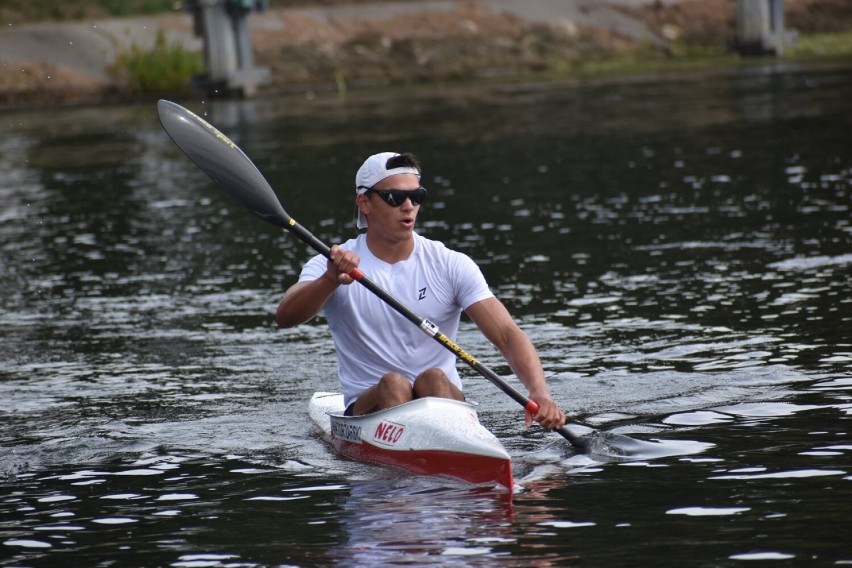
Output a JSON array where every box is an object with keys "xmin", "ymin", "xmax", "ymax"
[{"xmin": 156, "ymin": 99, "xmax": 587, "ymax": 451}]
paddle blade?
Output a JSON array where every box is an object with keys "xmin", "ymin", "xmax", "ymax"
[
  {"xmin": 157, "ymin": 99, "xmax": 290, "ymax": 229},
  {"xmin": 575, "ymin": 431, "xmax": 714, "ymax": 461}
]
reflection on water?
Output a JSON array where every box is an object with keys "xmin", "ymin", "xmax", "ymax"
[
  {"xmin": 1, "ymin": 64, "xmax": 851, "ymax": 566},
  {"xmin": 332, "ymin": 481, "xmax": 517, "ymax": 565}
]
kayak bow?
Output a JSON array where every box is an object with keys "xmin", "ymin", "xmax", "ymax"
[{"xmin": 309, "ymin": 393, "xmax": 514, "ymax": 490}]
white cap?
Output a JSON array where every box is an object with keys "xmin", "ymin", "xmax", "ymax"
[{"xmin": 355, "ymin": 152, "xmax": 421, "ymax": 229}]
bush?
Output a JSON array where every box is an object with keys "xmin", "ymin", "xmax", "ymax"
[{"xmin": 110, "ymin": 29, "xmax": 203, "ymax": 94}]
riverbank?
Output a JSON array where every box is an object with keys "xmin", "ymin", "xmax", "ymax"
[{"xmin": 1, "ymin": 0, "xmax": 851, "ymax": 109}]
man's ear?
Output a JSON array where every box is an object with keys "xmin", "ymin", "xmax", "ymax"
[{"xmin": 356, "ymin": 193, "xmax": 370, "ymax": 215}]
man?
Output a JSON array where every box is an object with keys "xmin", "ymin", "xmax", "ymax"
[{"xmin": 276, "ymin": 152, "xmax": 565, "ymax": 430}]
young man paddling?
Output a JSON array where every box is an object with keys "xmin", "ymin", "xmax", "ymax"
[{"xmin": 276, "ymin": 152, "xmax": 566, "ymax": 430}]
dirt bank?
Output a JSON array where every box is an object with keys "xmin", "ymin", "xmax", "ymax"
[
  {"xmin": 1, "ymin": 0, "xmax": 850, "ymax": 108},
  {"xmin": 253, "ymin": 1, "xmax": 649, "ymax": 90}
]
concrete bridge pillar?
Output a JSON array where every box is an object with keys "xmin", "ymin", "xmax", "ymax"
[
  {"xmin": 736, "ymin": 0, "xmax": 795, "ymax": 55},
  {"xmin": 185, "ymin": 0, "xmax": 270, "ymax": 96}
]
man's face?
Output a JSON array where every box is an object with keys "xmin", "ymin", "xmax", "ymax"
[{"xmin": 361, "ymin": 173, "xmax": 422, "ymax": 240}]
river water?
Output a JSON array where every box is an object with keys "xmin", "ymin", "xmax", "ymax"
[{"xmin": 2, "ymin": 63, "xmax": 851, "ymax": 566}]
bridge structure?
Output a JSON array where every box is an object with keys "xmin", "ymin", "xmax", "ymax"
[
  {"xmin": 736, "ymin": 0, "xmax": 796, "ymax": 55},
  {"xmin": 185, "ymin": 0, "xmax": 270, "ymax": 97}
]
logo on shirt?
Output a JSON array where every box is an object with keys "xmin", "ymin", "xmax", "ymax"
[{"xmin": 418, "ymin": 287, "xmax": 427, "ymax": 300}]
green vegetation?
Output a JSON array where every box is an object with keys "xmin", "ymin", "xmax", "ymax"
[
  {"xmin": 109, "ymin": 29, "xmax": 203, "ymax": 94},
  {"xmin": 533, "ymin": 30, "xmax": 852, "ymax": 84},
  {"xmin": 0, "ymin": 0, "xmax": 177, "ymax": 24},
  {"xmin": 785, "ymin": 30, "xmax": 852, "ymax": 59},
  {"xmin": 541, "ymin": 49, "xmax": 737, "ymax": 83},
  {"xmin": 101, "ymin": 0, "xmax": 177, "ymax": 16},
  {"xmin": 0, "ymin": 0, "xmax": 398, "ymax": 23}
]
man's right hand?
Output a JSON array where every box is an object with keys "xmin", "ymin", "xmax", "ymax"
[{"xmin": 326, "ymin": 244, "xmax": 360, "ymax": 286}]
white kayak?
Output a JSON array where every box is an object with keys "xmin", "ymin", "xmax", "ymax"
[{"xmin": 308, "ymin": 392, "xmax": 513, "ymax": 490}]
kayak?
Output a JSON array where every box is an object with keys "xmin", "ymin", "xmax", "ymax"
[{"xmin": 308, "ymin": 392, "xmax": 514, "ymax": 490}]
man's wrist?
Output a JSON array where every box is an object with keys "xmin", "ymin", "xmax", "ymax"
[
  {"xmin": 529, "ymin": 388, "xmax": 552, "ymax": 400},
  {"xmin": 322, "ymin": 271, "xmax": 342, "ymax": 287}
]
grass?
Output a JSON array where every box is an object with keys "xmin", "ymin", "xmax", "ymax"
[
  {"xmin": 0, "ymin": 0, "xmax": 177, "ymax": 24},
  {"xmin": 109, "ymin": 29, "xmax": 203, "ymax": 94},
  {"xmin": 540, "ymin": 30, "xmax": 852, "ymax": 83},
  {"xmin": 0, "ymin": 0, "xmax": 413, "ymax": 23},
  {"xmin": 785, "ymin": 30, "xmax": 852, "ymax": 59},
  {"xmin": 538, "ymin": 42, "xmax": 732, "ymax": 82}
]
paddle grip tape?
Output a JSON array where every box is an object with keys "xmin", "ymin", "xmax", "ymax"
[{"xmin": 525, "ymin": 400, "xmax": 540, "ymax": 415}]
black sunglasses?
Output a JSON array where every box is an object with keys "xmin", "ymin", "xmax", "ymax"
[{"xmin": 362, "ymin": 186, "xmax": 427, "ymax": 207}]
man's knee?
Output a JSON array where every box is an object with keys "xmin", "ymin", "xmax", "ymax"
[
  {"xmin": 413, "ymin": 368, "xmax": 461, "ymax": 399},
  {"xmin": 415, "ymin": 368, "xmax": 448, "ymax": 387},
  {"xmin": 353, "ymin": 373, "xmax": 413, "ymax": 415},
  {"xmin": 378, "ymin": 372, "xmax": 412, "ymax": 392}
]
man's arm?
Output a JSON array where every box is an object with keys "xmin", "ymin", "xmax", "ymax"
[
  {"xmin": 276, "ymin": 245, "xmax": 359, "ymax": 328},
  {"xmin": 465, "ymin": 297, "xmax": 566, "ymax": 429},
  {"xmin": 276, "ymin": 278, "xmax": 337, "ymax": 328}
]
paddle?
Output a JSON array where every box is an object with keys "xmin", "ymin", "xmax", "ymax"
[{"xmin": 157, "ymin": 99, "xmax": 613, "ymax": 454}]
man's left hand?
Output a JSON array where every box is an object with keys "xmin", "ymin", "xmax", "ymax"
[{"xmin": 525, "ymin": 394, "xmax": 566, "ymax": 430}]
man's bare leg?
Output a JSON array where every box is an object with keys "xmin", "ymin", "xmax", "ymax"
[
  {"xmin": 413, "ymin": 368, "xmax": 464, "ymax": 401},
  {"xmin": 351, "ymin": 372, "xmax": 413, "ymax": 415},
  {"xmin": 350, "ymin": 368, "xmax": 463, "ymax": 415}
]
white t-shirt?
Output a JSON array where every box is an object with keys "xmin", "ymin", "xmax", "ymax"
[{"xmin": 299, "ymin": 232, "xmax": 494, "ymax": 407}]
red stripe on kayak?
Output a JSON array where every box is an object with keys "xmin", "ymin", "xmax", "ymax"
[{"xmin": 332, "ymin": 439, "xmax": 513, "ymax": 490}]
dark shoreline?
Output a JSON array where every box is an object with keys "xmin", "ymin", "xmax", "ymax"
[{"xmin": 4, "ymin": 57, "xmax": 851, "ymax": 116}]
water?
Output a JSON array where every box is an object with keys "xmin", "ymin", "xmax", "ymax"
[{"xmin": 2, "ymin": 63, "xmax": 851, "ymax": 566}]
